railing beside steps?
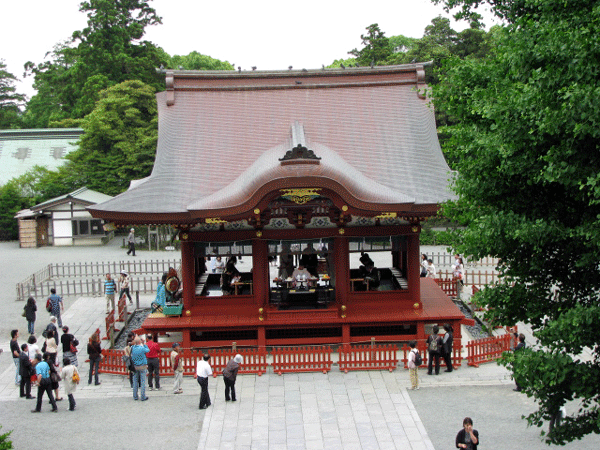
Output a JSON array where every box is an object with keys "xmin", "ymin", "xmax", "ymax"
[{"xmin": 98, "ymin": 333, "xmax": 513, "ymax": 376}]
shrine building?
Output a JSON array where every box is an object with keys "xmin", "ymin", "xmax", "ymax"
[{"xmin": 89, "ymin": 64, "xmax": 468, "ymax": 349}]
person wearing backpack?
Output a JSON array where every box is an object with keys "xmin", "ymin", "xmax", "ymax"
[
  {"xmin": 426, "ymin": 325, "xmax": 442, "ymax": 375},
  {"xmin": 407, "ymin": 340, "xmax": 421, "ymax": 390}
]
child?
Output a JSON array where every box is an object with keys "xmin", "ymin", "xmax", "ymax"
[
  {"xmin": 407, "ymin": 340, "xmax": 420, "ymax": 390},
  {"xmin": 61, "ymin": 357, "xmax": 79, "ymax": 411}
]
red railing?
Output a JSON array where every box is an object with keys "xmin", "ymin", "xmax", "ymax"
[
  {"xmin": 338, "ymin": 343, "xmax": 398, "ymax": 373},
  {"xmin": 116, "ymin": 294, "xmax": 129, "ymax": 323},
  {"xmin": 103, "ymin": 309, "xmax": 117, "ymax": 341},
  {"xmin": 99, "ymin": 347, "xmax": 268, "ymax": 377},
  {"xmin": 434, "ymin": 278, "xmax": 457, "ymax": 297},
  {"xmin": 465, "ymin": 333, "xmax": 512, "ymax": 367},
  {"xmin": 271, "ymin": 346, "xmax": 333, "ymax": 375}
]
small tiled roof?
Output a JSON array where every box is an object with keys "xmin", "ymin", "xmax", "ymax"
[
  {"xmin": 0, "ymin": 128, "xmax": 83, "ymax": 185},
  {"xmin": 24, "ymin": 187, "xmax": 112, "ymax": 215},
  {"xmin": 89, "ymin": 65, "xmax": 454, "ymax": 223}
]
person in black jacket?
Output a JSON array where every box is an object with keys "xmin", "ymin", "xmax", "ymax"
[
  {"xmin": 442, "ymin": 323, "xmax": 454, "ymax": 372},
  {"xmin": 456, "ymin": 417, "xmax": 479, "ymax": 449},
  {"xmin": 19, "ymin": 343, "xmax": 34, "ymax": 399},
  {"xmin": 24, "ymin": 296, "xmax": 37, "ymax": 334},
  {"xmin": 87, "ymin": 333, "xmax": 102, "ymax": 385},
  {"xmin": 426, "ymin": 325, "xmax": 442, "ymax": 375},
  {"xmin": 513, "ymin": 333, "xmax": 526, "ymax": 391}
]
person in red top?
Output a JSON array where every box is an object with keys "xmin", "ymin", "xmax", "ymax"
[{"xmin": 146, "ymin": 334, "xmax": 161, "ymax": 391}]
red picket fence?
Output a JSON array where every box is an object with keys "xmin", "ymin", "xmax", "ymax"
[
  {"xmin": 434, "ymin": 278, "xmax": 457, "ymax": 297},
  {"xmin": 338, "ymin": 343, "xmax": 398, "ymax": 373},
  {"xmin": 271, "ymin": 346, "xmax": 333, "ymax": 375},
  {"xmin": 99, "ymin": 347, "xmax": 268, "ymax": 377},
  {"xmin": 465, "ymin": 333, "xmax": 512, "ymax": 367},
  {"xmin": 116, "ymin": 294, "xmax": 129, "ymax": 323},
  {"xmin": 103, "ymin": 309, "xmax": 117, "ymax": 341}
]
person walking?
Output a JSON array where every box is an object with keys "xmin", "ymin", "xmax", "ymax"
[
  {"xmin": 10, "ymin": 329, "xmax": 21, "ymax": 386},
  {"xmin": 456, "ymin": 417, "xmax": 479, "ymax": 449},
  {"xmin": 170, "ymin": 343, "xmax": 184, "ymax": 394},
  {"xmin": 146, "ymin": 334, "xmax": 161, "ymax": 391},
  {"xmin": 31, "ymin": 353, "xmax": 58, "ymax": 413},
  {"xmin": 407, "ymin": 340, "xmax": 420, "ymax": 390},
  {"xmin": 19, "ymin": 343, "xmax": 35, "ymax": 399},
  {"xmin": 126, "ymin": 228, "xmax": 136, "ymax": 256},
  {"xmin": 130, "ymin": 336, "xmax": 149, "ymax": 401},
  {"xmin": 61, "ymin": 357, "xmax": 79, "ymax": 411},
  {"xmin": 426, "ymin": 325, "xmax": 442, "ymax": 375},
  {"xmin": 61, "ymin": 326, "xmax": 79, "ymax": 367},
  {"xmin": 119, "ymin": 271, "xmax": 133, "ymax": 305},
  {"xmin": 24, "ymin": 296, "xmax": 37, "ymax": 334},
  {"xmin": 513, "ymin": 333, "xmax": 526, "ymax": 391},
  {"xmin": 442, "ymin": 323, "xmax": 454, "ymax": 372},
  {"xmin": 196, "ymin": 354, "xmax": 213, "ymax": 409},
  {"xmin": 223, "ymin": 354, "xmax": 243, "ymax": 401},
  {"xmin": 87, "ymin": 333, "xmax": 102, "ymax": 385},
  {"xmin": 104, "ymin": 273, "xmax": 117, "ymax": 313},
  {"xmin": 47, "ymin": 288, "xmax": 64, "ymax": 327}
]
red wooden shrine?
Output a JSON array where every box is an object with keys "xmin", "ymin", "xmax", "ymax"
[{"xmin": 89, "ymin": 64, "xmax": 471, "ymax": 349}]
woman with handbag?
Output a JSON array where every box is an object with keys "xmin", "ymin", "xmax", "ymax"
[
  {"xmin": 61, "ymin": 357, "xmax": 79, "ymax": 411},
  {"xmin": 60, "ymin": 326, "xmax": 79, "ymax": 367}
]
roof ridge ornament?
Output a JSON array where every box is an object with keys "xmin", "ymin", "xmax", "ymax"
[{"xmin": 280, "ymin": 122, "xmax": 321, "ymax": 164}]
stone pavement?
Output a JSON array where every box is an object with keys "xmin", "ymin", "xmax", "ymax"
[{"xmin": 2, "ymin": 242, "xmax": 600, "ymax": 449}]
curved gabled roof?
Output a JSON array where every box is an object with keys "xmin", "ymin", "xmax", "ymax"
[{"xmin": 89, "ymin": 65, "xmax": 455, "ymax": 223}]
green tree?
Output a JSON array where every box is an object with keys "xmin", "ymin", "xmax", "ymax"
[
  {"xmin": 433, "ymin": 0, "xmax": 600, "ymax": 444},
  {"xmin": 0, "ymin": 60, "xmax": 25, "ymax": 129},
  {"xmin": 349, "ymin": 24, "xmax": 393, "ymax": 66},
  {"xmin": 167, "ymin": 51, "xmax": 233, "ymax": 71},
  {"xmin": 24, "ymin": 0, "xmax": 166, "ymax": 126},
  {"xmin": 66, "ymin": 80, "xmax": 158, "ymax": 196}
]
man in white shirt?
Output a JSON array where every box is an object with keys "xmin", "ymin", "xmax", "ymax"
[
  {"xmin": 196, "ymin": 354, "xmax": 213, "ymax": 409},
  {"xmin": 426, "ymin": 259, "xmax": 437, "ymax": 278}
]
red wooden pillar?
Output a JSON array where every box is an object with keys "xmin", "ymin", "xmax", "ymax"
[
  {"xmin": 258, "ymin": 327, "xmax": 266, "ymax": 348},
  {"xmin": 253, "ymin": 238, "xmax": 269, "ymax": 306},
  {"xmin": 407, "ymin": 230, "xmax": 420, "ymax": 304},
  {"xmin": 181, "ymin": 239, "xmax": 194, "ymax": 311}
]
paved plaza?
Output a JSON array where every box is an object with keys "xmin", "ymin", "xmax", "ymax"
[{"xmin": 1, "ymin": 241, "xmax": 600, "ymax": 449}]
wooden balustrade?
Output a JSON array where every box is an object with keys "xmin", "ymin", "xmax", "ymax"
[{"xmin": 272, "ymin": 346, "xmax": 333, "ymax": 375}]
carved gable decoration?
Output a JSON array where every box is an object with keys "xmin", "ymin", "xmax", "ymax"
[
  {"xmin": 280, "ymin": 122, "xmax": 321, "ymax": 165},
  {"xmin": 279, "ymin": 144, "xmax": 321, "ymax": 164}
]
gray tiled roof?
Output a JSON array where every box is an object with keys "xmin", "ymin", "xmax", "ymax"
[
  {"xmin": 0, "ymin": 128, "xmax": 83, "ymax": 185},
  {"xmin": 90, "ymin": 66, "xmax": 455, "ymax": 220}
]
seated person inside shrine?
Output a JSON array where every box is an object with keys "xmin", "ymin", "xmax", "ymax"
[
  {"xmin": 363, "ymin": 263, "xmax": 381, "ymax": 290},
  {"xmin": 291, "ymin": 265, "xmax": 312, "ymax": 288},
  {"xmin": 221, "ymin": 256, "xmax": 241, "ymax": 295}
]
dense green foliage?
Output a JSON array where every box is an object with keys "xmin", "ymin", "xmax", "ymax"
[
  {"xmin": 23, "ymin": 0, "xmax": 166, "ymax": 127},
  {"xmin": 166, "ymin": 51, "xmax": 233, "ymax": 71},
  {"xmin": 66, "ymin": 80, "xmax": 158, "ymax": 196},
  {"xmin": 433, "ymin": 0, "xmax": 600, "ymax": 444},
  {"xmin": 0, "ymin": 60, "xmax": 25, "ymax": 129}
]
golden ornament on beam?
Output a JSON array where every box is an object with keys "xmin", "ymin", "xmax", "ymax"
[
  {"xmin": 280, "ymin": 188, "xmax": 321, "ymax": 205},
  {"xmin": 185, "ymin": 310, "xmax": 191, "ymax": 317}
]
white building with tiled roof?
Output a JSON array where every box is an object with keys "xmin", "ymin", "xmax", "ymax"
[{"xmin": 0, "ymin": 128, "xmax": 83, "ymax": 185}]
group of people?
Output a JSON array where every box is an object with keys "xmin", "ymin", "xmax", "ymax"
[
  {"xmin": 121, "ymin": 331, "xmax": 243, "ymax": 408},
  {"xmin": 420, "ymin": 253, "xmax": 437, "ymax": 278},
  {"xmin": 104, "ymin": 271, "xmax": 132, "ymax": 314},
  {"xmin": 10, "ymin": 318, "xmax": 104, "ymax": 413},
  {"xmin": 406, "ymin": 323, "xmax": 455, "ymax": 390}
]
